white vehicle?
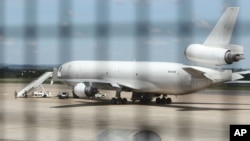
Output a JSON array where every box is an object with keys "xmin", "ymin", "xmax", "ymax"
[
  {"xmin": 58, "ymin": 91, "xmax": 70, "ymax": 99},
  {"xmin": 21, "ymin": 7, "xmax": 249, "ymax": 104},
  {"xmin": 32, "ymin": 91, "xmax": 51, "ymax": 98},
  {"xmin": 94, "ymin": 93, "xmax": 107, "ymax": 99}
]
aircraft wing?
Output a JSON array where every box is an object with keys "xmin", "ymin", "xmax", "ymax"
[
  {"xmin": 54, "ymin": 78, "xmax": 120, "ymax": 89},
  {"xmin": 106, "ymin": 78, "xmax": 157, "ymax": 91},
  {"xmin": 52, "ymin": 67, "xmax": 156, "ymax": 91},
  {"xmin": 54, "ymin": 78, "xmax": 156, "ymax": 92}
]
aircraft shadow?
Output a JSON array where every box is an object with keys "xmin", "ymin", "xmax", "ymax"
[
  {"xmin": 50, "ymin": 99, "xmax": 113, "ymax": 108},
  {"xmin": 50, "ymin": 99, "xmax": 250, "ymax": 111},
  {"xmin": 156, "ymin": 105, "xmax": 250, "ymax": 111}
]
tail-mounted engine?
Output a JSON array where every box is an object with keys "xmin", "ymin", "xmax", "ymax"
[
  {"xmin": 73, "ymin": 83, "xmax": 99, "ymax": 98},
  {"xmin": 185, "ymin": 44, "xmax": 244, "ymax": 65}
]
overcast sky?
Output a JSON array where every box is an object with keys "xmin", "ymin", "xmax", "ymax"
[{"xmin": 0, "ymin": 0, "xmax": 250, "ymax": 68}]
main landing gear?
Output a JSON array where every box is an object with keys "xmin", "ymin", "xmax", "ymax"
[
  {"xmin": 111, "ymin": 97, "xmax": 128, "ymax": 104},
  {"xmin": 110, "ymin": 90, "xmax": 172, "ymax": 105},
  {"xmin": 111, "ymin": 89, "xmax": 128, "ymax": 104},
  {"xmin": 155, "ymin": 95, "xmax": 172, "ymax": 104}
]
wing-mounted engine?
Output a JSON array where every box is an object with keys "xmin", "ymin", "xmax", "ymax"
[
  {"xmin": 185, "ymin": 44, "xmax": 244, "ymax": 66},
  {"xmin": 73, "ymin": 83, "xmax": 99, "ymax": 98}
]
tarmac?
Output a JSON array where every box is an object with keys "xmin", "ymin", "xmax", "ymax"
[{"xmin": 0, "ymin": 83, "xmax": 250, "ymax": 141}]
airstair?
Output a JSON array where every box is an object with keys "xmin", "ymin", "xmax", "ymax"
[{"xmin": 17, "ymin": 72, "xmax": 52, "ymax": 97}]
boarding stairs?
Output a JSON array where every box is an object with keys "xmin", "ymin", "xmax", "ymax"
[{"xmin": 17, "ymin": 72, "xmax": 52, "ymax": 97}]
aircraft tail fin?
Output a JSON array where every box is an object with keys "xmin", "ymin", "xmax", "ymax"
[{"xmin": 203, "ymin": 7, "xmax": 239, "ymax": 46}]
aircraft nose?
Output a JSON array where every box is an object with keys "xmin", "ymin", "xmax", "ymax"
[{"xmin": 57, "ymin": 64, "xmax": 68, "ymax": 77}]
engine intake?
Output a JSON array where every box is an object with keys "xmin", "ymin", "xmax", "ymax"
[{"xmin": 73, "ymin": 83, "xmax": 98, "ymax": 98}]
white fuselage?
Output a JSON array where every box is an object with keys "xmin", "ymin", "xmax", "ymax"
[{"xmin": 57, "ymin": 61, "xmax": 225, "ymax": 95}]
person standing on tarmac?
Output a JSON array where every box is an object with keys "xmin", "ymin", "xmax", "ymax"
[{"xmin": 14, "ymin": 90, "xmax": 17, "ymax": 99}]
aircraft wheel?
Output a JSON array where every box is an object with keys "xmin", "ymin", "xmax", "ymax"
[
  {"xmin": 156, "ymin": 98, "xmax": 161, "ymax": 104},
  {"xmin": 111, "ymin": 98, "xmax": 127, "ymax": 104},
  {"xmin": 160, "ymin": 98, "xmax": 167, "ymax": 104},
  {"xmin": 122, "ymin": 98, "xmax": 128, "ymax": 104},
  {"xmin": 166, "ymin": 98, "xmax": 172, "ymax": 104},
  {"xmin": 111, "ymin": 98, "xmax": 117, "ymax": 104},
  {"xmin": 116, "ymin": 98, "xmax": 122, "ymax": 104}
]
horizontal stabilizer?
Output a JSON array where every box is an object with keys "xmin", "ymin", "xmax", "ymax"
[
  {"xmin": 235, "ymin": 70, "xmax": 250, "ymax": 75},
  {"xmin": 231, "ymin": 73, "xmax": 244, "ymax": 81},
  {"xmin": 229, "ymin": 70, "xmax": 250, "ymax": 81},
  {"xmin": 183, "ymin": 67, "xmax": 233, "ymax": 83}
]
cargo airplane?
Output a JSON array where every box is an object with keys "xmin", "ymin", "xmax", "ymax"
[{"xmin": 52, "ymin": 7, "xmax": 247, "ymax": 104}]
